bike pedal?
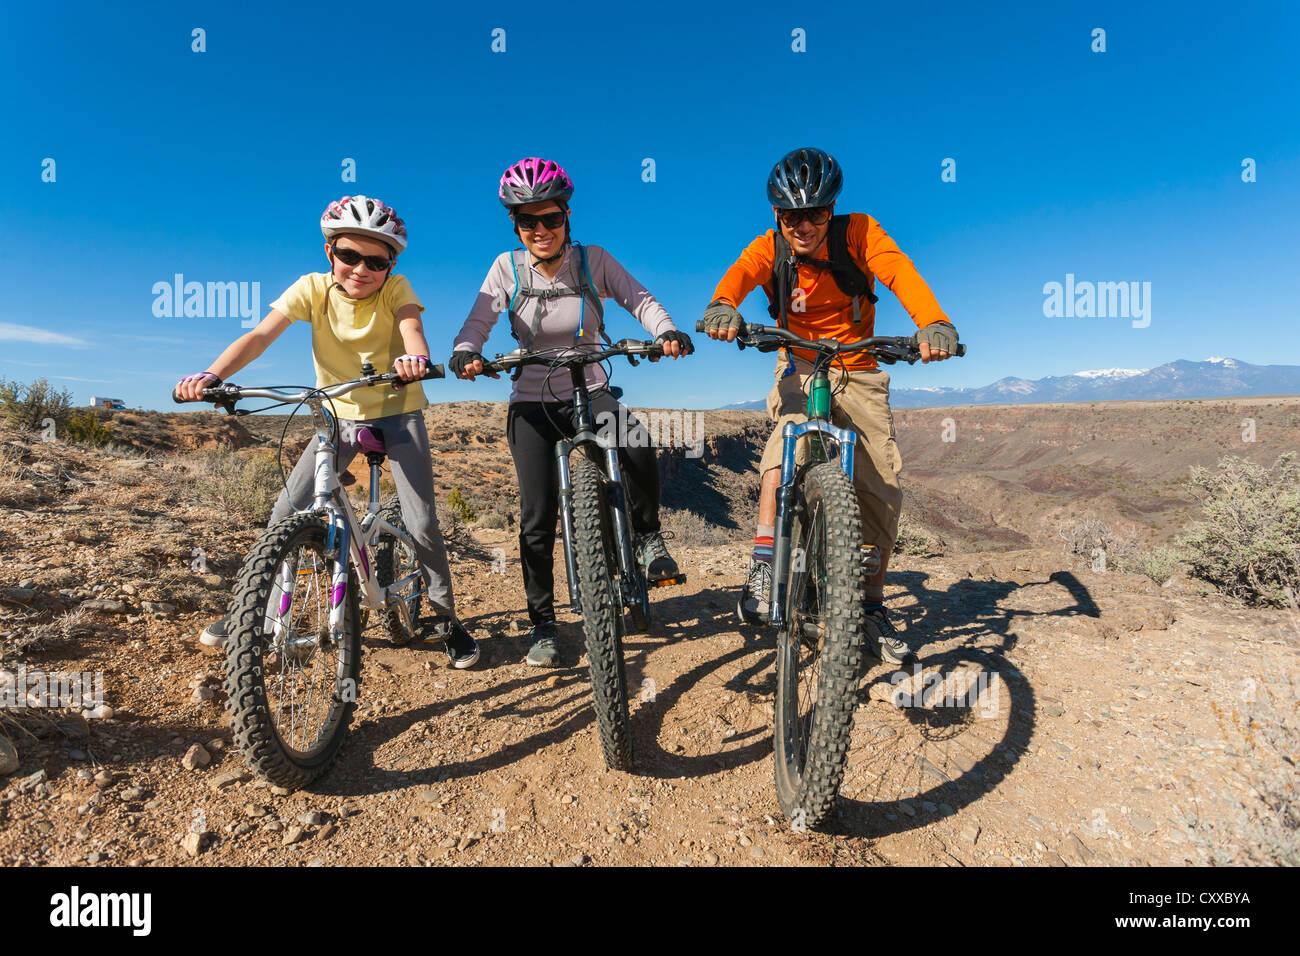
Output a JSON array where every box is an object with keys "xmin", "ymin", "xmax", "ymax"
[{"xmin": 649, "ymin": 574, "xmax": 686, "ymax": 588}]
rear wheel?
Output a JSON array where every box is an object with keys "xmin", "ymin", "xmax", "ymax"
[
  {"xmin": 373, "ymin": 495, "xmax": 422, "ymax": 646},
  {"xmin": 773, "ymin": 462, "xmax": 865, "ymax": 828},
  {"xmin": 225, "ymin": 513, "xmax": 361, "ymax": 790},
  {"xmin": 570, "ymin": 452, "xmax": 633, "ymax": 770}
]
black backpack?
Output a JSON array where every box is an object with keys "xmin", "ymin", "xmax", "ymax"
[{"xmin": 768, "ymin": 214, "xmax": 879, "ymax": 330}]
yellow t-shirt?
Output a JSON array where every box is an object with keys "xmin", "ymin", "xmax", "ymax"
[{"xmin": 271, "ymin": 272, "xmax": 428, "ymax": 421}]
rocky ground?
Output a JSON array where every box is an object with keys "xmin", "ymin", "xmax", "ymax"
[{"xmin": 0, "ymin": 408, "xmax": 1297, "ymax": 867}]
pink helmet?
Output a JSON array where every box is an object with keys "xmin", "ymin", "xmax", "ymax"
[
  {"xmin": 499, "ymin": 157, "xmax": 574, "ymax": 208},
  {"xmin": 320, "ymin": 195, "xmax": 408, "ymax": 253}
]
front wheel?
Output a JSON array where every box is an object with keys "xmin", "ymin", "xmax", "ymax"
[
  {"xmin": 570, "ymin": 452, "xmax": 633, "ymax": 771},
  {"xmin": 224, "ymin": 513, "xmax": 362, "ymax": 790},
  {"xmin": 773, "ymin": 462, "xmax": 866, "ymax": 828}
]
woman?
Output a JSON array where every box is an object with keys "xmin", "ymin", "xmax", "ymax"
[{"xmin": 449, "ymin": 157, "xmax": 693, "ymax": 667}]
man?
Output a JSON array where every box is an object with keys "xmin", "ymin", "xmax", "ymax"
[{"xmin": 701, "ymin": 147, "xmax": 958, "ymax": 665}]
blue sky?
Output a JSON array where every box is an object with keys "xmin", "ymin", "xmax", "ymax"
[{"xmin": 2, "ymin": 0, "xmax": 1297, "ymax": 411}]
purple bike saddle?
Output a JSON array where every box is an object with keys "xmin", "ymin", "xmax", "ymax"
[{"xmin": 356, "ymin": 426, "xmax": 387, "ymax": 454}]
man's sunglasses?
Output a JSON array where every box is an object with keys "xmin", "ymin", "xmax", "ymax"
[
  {"xmin": 330, "ymin": 244, "xmax": 393, "ymax": 271},
  {"xmin": 514, "ymin": 210, "xmax": 567, "ymax": 231},
  {"xmin": 778, "ymin": 206, "xmax": 832, "ymax": 228}
]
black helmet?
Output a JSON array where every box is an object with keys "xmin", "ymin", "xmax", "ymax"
[{"xmin": 767, "ymin": 147, "xmax": 843, "ymax": 209}]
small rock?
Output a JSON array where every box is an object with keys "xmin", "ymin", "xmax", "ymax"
[
  {"xmin": 181, "ymin": 831, "xmax": 205, "ymax": 857},
  {"xmin": 281, "ymin": 825, "xmax": 305, "ymax": 846},
  {"xmin": 207, "ymin": 738, "xmax": 226, "ymax": 752},
  {"xmin": 76, "ymin": 769, "xmax": 93, "ymax": 782},
  {"xmin": 0, "ymin": 587, "xmax": 36, "ymax": 606},
  {"xmin": 269, "ymin": 785, "xmax": 292, "ymax": 796},
  {"xmin": 211, "ymin": 769, "xmax": 252, "ymax": 790},
  {"xmin": 318, "ymin": 823, "xmax": 337, "ymax": 841},
  {"xmin": 79, "ymin": 599, "xmax": 128, "ymax": 614},
  {"xmin": 1061, "ymin": 833, "xmax": 1097, "ymax": 866},
  {"xmin": 265, "ymin": 820, "xmax": 284, "ymax": 833},
  {"xmin": 191, "ymin": 686, "xmax": 215, "ymax": 704},
  {"xmin": 748, "ymin": 846, "xmax": 765, "ymax": 860},
  {"xmin": 182, "ymin": 744, "xmax": 211, "ymax": 770},
  {"xmin": 86, "ymin": 851, "xmax": 105, "ymax": 864},
  {"xmin": 438, "ymin": 836, "xmax": 457, "ymax": 848},
  {"xmin": 0, "ymin": 737, "xmax": 18, "ymax": 776},
  {"xmin": 297, "ymin": 811, "xmax": 326, "ymax": 827},
  {"xmin": 1041, "ymin": 697, "xmax": 1065, "ymax": 718},
  {"xmin": 232, "ymin": 822, "xmax": 252, "ymax": 836},
  {"xmin": 962, "ymin": 825, "xmax": 981, "ymax": 845},
  {"xmin": 18, "ymin": 769, "xmax": 47, "ymax": 792},
  {"xmin": 244, "ymin": 804, "xmax": 268, "ymax": 818},
  {"xmin": 142, "ymin": 601, "xmax": 177, "ymax": 616},
  {"xmin": 702, "ymin": 851, "xmax": 719, "ymax": 866},
  {"xmin": 1129, "ymin": 812, "xmax": 1157, "ymax": 836},
  {"xmin": 120, "ymin": 787, "xmax": 144, "ymax": 802}
]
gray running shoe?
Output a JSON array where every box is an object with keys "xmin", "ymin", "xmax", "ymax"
[
  {"xmin": 525, "ymin": 621, "xmax": 560, "ymax": 667},
  {"xmin": 736, "ymin": 557, "xmax": 773, "ymax": 626},
  {"xmin": 636, "ymin": 531, "xmax": 679, "ymax": 582},
  {"xmin": 862, "ymin": 605, "xmax": 914, "ymax": 666}
]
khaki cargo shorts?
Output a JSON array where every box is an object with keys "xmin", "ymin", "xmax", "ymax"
[{"xmin": 758, "ymin": 353, "xmax": 903, "ymax": 553}]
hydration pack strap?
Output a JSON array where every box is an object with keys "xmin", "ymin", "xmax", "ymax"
[{"xmin": 508, "ymin": 243, "xmax": 607, "ymax": 350}]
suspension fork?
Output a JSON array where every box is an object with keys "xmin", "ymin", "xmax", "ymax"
[
  {"xmin": 768, "ymin": 418, "xmax": 859, "ymax": 628},
  {"xmin": 555, "ymin": 439, "xmax": 582, "ymax": 610}
]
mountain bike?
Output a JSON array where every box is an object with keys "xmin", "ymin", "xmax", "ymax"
[
  {"xmin": 480, "ymin": 340, "xmax": 684, "ymax": 771},
  {"xmin": 173, "ymin": 362, "xmax": 444, "ymax": 789},
  {"xmin": 696, "ymin": 318, "xmax": 966, "ymax": 827}
]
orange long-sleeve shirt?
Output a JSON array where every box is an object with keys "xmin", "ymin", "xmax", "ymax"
[{"xmin": 710, "ymin": 212, "xmax": 949, "ymax": 369}]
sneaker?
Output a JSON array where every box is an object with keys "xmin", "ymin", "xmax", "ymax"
[
  {"xmin": 636, "ymin": 530, "xmax": 679, "ymax": 583},
  {"xmin": 736, "ymin": 557, "xmax": 773, "ymax": 626},
  {"xmin": 525, "ymin": 621, "xmax": 560, "ymax": 668},
  {"xmin": 862, "ymin": 604, "xmax": 914, "ymax": 666},
  {"xmin": 199, "ymin": 615, "xmax": 230, "ymax": 649},
  {"xmin": 427, "ymin": 619, "xmax": 480, "ymax": 669}
]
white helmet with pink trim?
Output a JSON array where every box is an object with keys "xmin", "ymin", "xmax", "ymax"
[{"xmin": 320, "ymin": 195, "xmax": 408, "ymax": 253}]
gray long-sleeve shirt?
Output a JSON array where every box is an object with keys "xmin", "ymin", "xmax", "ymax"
[{"xmin": 453, "ymin": 243, "xmax": 677, "ymax": 402}]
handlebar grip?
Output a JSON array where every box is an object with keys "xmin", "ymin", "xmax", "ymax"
[
  {"xmin": 694, "ymin": 320, "xmax": 707, "ymax": 334},
  {"xmin": 172, "ymin": 390, "xmax": 186, "ymax": 404},
  {"xmin": 421, "ymin": 364, "xmax": 446, "ymax": 380},
  {"xmin": 955, "ymin": 344, "xmax": 966, "ymax": 357}
]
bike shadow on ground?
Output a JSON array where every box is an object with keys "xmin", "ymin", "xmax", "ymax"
[
  {"xmin": 325, "ymin": 589, "xmax": 780, "ymax": 794},
  {"xmin": 622, "ymin": 587, "xmax": 780, "ymax": 781},
  {"xmin": 822, "ymin": 568, "xmax": 1101, "ymax": 840}
]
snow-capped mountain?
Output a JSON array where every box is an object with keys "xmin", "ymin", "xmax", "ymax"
[{"xmin": 716, "ymin": 358, "xmax": 1300, "ymax": 409}]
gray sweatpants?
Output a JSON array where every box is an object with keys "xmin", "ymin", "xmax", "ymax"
[{"xmin": 267, "ymin": 410, "xmax": 456, "ymax": 617}]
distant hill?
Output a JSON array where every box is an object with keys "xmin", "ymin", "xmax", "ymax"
[{"xmin": 719, "ymin": 358, "xmax": 1300, "ymax": 409}]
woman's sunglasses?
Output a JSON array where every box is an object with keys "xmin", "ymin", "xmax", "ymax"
[
  {"xmin": 330, "ymin": 244, "xmax": 393, "ymax": 271},
  {"xmin": 514, "ymin": 210, "xmax": 567, "ymax": 231},
  {"xmin": 778, "ymin": 206, "xmax": 832, "ymax": 228}
]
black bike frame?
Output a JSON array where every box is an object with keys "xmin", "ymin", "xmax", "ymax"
[{"xmin": 554, "ymin": 364, "xmax": 643, "ymax": 616}]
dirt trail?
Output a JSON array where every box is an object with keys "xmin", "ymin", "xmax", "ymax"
[{"xmin": 1, "ymin": 416, "xmax": 1297, "ymax": 867}]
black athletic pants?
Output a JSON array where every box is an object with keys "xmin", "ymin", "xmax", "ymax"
[{"xmin": 506, "ymin": 390, "xmax": 661, "ymax": 626}]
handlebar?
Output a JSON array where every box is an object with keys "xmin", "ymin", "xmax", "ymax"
[
  {"xmin": 693, "ymin": 319, "xmax": 965, "ymax": 365},
  {"xmin": 479, "ymin": 339, "xmax": 665, "ymax": 375},
  {"xmin": 172, "ymin": 364, "xmax": 446, "ymax": 413}
]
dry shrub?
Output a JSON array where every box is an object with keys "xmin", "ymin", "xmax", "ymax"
[{"xmin": 1177, "ymin": 453, "xmax": 1300, "ymax": 606}]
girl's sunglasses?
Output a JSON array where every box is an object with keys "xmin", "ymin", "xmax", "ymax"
[
  {"xmin": 330, "ymin": 244, "xmax": 393, "ymax": 271},
  {"xmin": 514, "ymin": 210, "xmax": 567, "ymax": 231},
  {"xmin": 778, "ymin": 206, "xmax": 832, "ymax": 228}
]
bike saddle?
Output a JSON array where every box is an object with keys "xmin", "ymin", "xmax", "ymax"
[{"xmin": 356, "ymin": 426, "xmax": 387, "ymax": 454}]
